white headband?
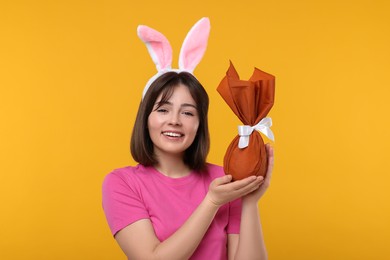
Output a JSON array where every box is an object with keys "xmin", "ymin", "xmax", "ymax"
[{"xmin": 137, "ymin": 17, "xmax": 211, "ymax": 98}]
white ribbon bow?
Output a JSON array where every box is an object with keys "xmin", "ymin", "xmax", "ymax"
[{"xmin": 238, "ymin": 117, "xmax": 274, "ymax": 149}]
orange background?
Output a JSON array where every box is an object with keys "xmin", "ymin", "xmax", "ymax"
[{"xmin": 1, "ymin": 0, "xmax": 389, "ymax": 259}]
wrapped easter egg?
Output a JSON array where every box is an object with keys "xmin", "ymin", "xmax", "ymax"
[{"xmin": 217, "ymin": 61, "xmax": 275, "ymax": 180}]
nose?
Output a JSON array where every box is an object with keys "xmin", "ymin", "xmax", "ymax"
[{"xmin": 168, "ymin": 112, "xmax": 182, "ymax": 126}]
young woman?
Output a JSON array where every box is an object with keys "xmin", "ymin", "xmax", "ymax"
[{"xmin": 102, "ymin": 71, "xmax": 274, "ymax": 259}]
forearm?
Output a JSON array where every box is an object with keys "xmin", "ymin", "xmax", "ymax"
[
  {"xmin": 152, "ymin": 197, "xmax": 220, "ymax": 260},
  {"xmin": 234, "ymin": 201, "xmax": 267, "ymax": 260}
]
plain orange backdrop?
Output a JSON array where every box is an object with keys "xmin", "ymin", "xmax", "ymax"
[{"xmin": 1, "ymin": 0, "xmax": 389, "ymax": 259}]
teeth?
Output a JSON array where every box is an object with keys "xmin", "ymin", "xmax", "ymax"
[{"xmin": 163, "ymin": 132, "xmax": 182, "ymax": 137}]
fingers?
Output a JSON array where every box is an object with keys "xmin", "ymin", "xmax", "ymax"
[
  {"xmin": 237, "ymin": 177, "xmax": 264, "ymax": 196},
  {"xmin": 228, "ymin": 176, "xmax": 263, "ymax": 190},
  {"xmin": 263, "ymin": 143, "xmax": 275, "ymax": 187},
  {"xmin": 266, "ymin": 144, "xmax": 274, "ymax": 174},
  {"xmin": 208, "ymin": 175, "xmax": 265, "ymax": 205},
  {"xmin": 212, "ymin": 175, "xmax": 233, "ymax": 186},
  {"xmin": 213, "ymin": 175, "xmax": 263, "ymax": 194},
  {"xmin": 229, "ymin": 176, "xmax": 264, "ymax": 196}
]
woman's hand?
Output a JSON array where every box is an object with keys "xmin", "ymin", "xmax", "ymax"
[
  {"xmin": 242, "ymin": 144, "xmax": 274, "ymax": 204},
  {"xmin": 206, "ymin": 174, "xmax": 264, "ymax": 207}
]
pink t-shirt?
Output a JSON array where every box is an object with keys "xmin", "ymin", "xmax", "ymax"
[{"xmin": 102, "ymin": 163, "xmax": 241, "ymax": 259}]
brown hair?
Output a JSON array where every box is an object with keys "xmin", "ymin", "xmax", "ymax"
[{"xmin": 130, "ymin": 72, "xmax": 210, "ymax": 171}]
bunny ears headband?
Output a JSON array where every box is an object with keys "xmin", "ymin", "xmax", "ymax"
[{"xmin": 137, "ymin": 17, "xmax": 211, "ymax": 98}]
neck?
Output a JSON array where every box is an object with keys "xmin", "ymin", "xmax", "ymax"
[{"xmin": 154, "ymin": 152, "xmax": 191, "ymax": 178}]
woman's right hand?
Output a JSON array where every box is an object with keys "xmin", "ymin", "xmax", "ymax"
[{"xmin": 205, "ymin": 175, "xmax": 264, "ymax": 207}]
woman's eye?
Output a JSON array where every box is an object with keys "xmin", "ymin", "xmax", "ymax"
[
  {"xmin": 183, "ymin": 111, "xmax": 194, "ymax": 116},
  {"xmin": 156, "ymin": 108, "xmax": 168, "ymax": 113}
]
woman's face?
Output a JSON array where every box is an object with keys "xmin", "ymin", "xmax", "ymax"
[{"xmin": 147, "ymin": 84, "xmax": 199, "ymax": 159}]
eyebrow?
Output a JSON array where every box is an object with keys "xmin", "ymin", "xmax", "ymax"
[{"xmin": 155, "ymin": 101, "xmax": 197, "ymax": 109}]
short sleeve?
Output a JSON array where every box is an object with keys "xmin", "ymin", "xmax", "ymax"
[
  {"xmin": 102, "ymin": 171, "xmax": 149, "ymax": 236},
  {"xmin": 227, "ymin": 198, "xmax": 242, "ymax": 234}
]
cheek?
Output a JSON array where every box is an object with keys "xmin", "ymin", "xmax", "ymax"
[
  {"xmin": 147, "ymin": 115, "xmax": 159, "ymax": 136},
  {"xmin": 147, "ymin": 113, "xmax": 159, "ymax": 128},
  {"xmin": 147, "ymin": 116, "xmax": 152, "ymax": 129},
  {"xmin": 191, "ymin": 120, "xmax": 200, "ymax": 135}
]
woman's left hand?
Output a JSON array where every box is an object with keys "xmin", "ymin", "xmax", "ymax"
[{"xmin": 242, "ymin": 144, "xmax": 274, "ymax": 204}]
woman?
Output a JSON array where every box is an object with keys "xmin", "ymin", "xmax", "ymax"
[{"xmin": 102, "ymin": 71, "xmax": 274, "ymax": 259}]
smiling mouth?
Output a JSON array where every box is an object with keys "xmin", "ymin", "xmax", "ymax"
[{"xmin": 162, "ymin": 131, "xmax": 184, "ymax": 138}]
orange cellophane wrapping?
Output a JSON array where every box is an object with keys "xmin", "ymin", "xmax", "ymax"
[{"xmin": 217, "ymin": 61, "xmax": 275, "ymax": 180}]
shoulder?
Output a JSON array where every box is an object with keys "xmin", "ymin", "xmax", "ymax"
[
  {"xmin": 103, "ymin": 165, "xmax": 133, "ymax": 185},
  {"xmin": 102, "ymin": 165, "xmax": 153, "ymax": 236},
  {"xmin": 102, "ymin": 164, "xmax": 151, "ymax": 191}
]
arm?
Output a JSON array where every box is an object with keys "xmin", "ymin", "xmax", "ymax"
[
  {"xmin": 230, "ymin": 144, "xmax": 274, "ymax": 260},
  {"xmin": 115, "ymin": 174, "xmax": 264, "ymax": 260}
]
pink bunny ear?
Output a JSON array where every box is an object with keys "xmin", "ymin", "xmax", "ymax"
[
  {"xmin": 179, "ymin": 17, "xmax": 211, "ymax": 73},
  {"xmin": 137, "ymin": 25, "xmax": 172, "ymax": 71}
]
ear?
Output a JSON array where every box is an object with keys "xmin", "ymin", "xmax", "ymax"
[
  {"xmin": 137, "ymin": 25, "xmax": 173, "ymax": 71},
  {"xmin": 178, "ymin": 17, "xmax": 210, "ymax": 73}
]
